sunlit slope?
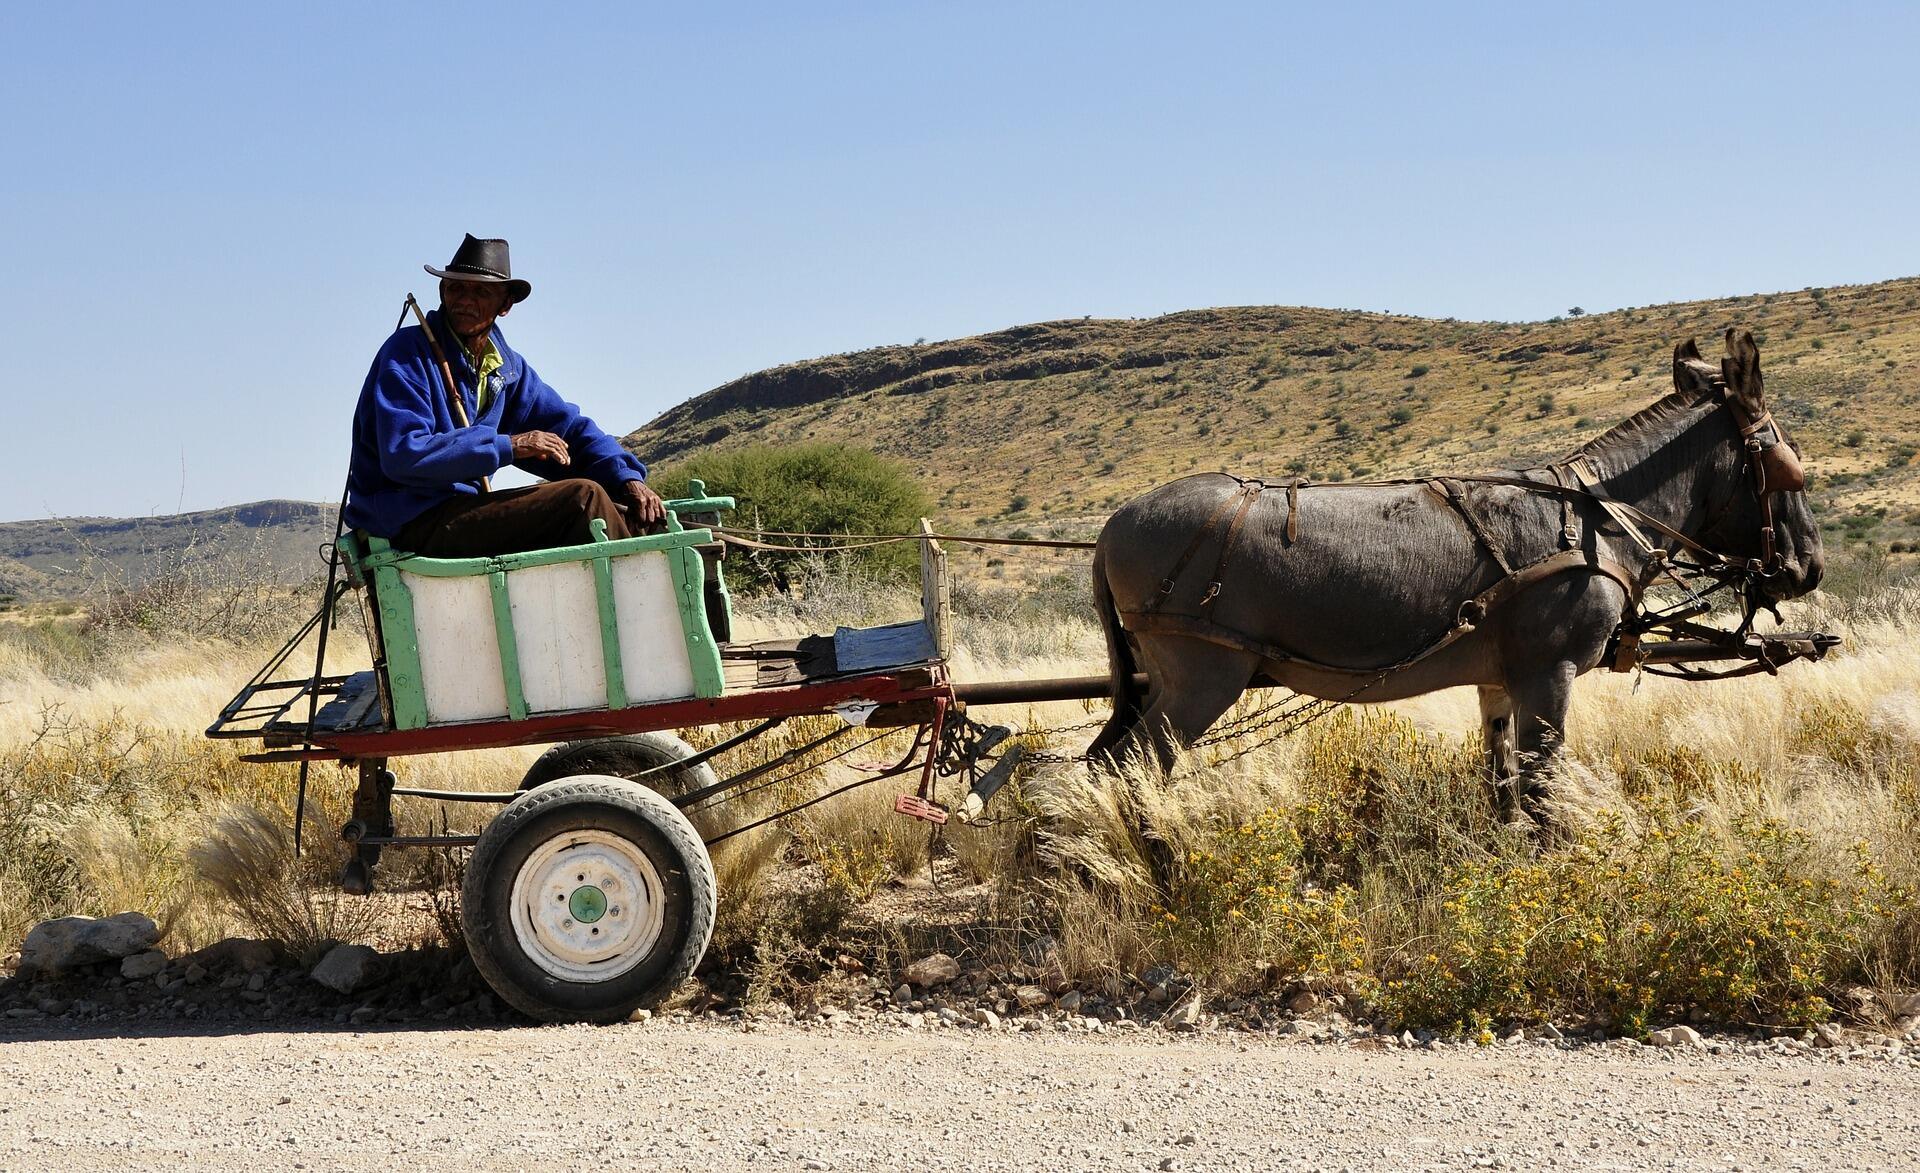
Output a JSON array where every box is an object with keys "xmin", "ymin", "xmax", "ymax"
[{"xmin": 626, "ymin": 278, "xmax": 1920, "ymax": 548}]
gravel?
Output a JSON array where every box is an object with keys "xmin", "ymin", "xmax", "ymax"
[{"xmin": 2, "ymin": 1016, "xmax": 1918, "ymax": 1170}]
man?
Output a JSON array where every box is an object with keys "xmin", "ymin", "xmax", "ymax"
[{"xmin": 344, "ymin": 234, "xmax": 666, "ymax": 556}]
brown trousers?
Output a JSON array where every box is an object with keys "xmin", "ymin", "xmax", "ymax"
[{"xmin": 394, "ymin": 479, "xmax": 633, "ymax": 557}]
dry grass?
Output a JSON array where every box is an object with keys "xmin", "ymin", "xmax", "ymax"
[{"xmin": 3, "ymin": 555, "xmax": 1916, "ymax": 1033}]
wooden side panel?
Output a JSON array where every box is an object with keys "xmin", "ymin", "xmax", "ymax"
[
  {"xmin": 610, "ymin": 550, "xmax": 698, "ymax": 704},
  {"xmin": 402, "ymin": 570, "xmax": 509, "ymax": 724},
  {"xmin": 505, "ymin": 561, "xmax": 609, "ymax": 714}
]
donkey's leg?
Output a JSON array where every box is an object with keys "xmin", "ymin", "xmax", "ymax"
[
  {"xmin": 1477, "ymin": 685, "xmax": 1523, "ymax": 823},
  {"xmin": 1128, "ymin": 638, "xmax": 1261, "ymax": 773},
  {"xmin": 1506, "ymin": 662, "xmax": 1578, "ymax": 832}
]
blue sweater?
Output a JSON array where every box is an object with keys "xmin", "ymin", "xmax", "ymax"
[{"xmin": 344, "ymin": 310, "xmax": 647, "ymax": 538}]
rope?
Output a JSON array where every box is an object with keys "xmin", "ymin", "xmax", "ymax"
[{"xmin": 716, "ymin": 529, "xmax": 1096, "ymax": 553}]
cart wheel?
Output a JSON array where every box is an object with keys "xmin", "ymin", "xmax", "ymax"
[
  {"xmin": 463, "ymin": 775, "xmax": 715, "ymax": 1024},
  {"xmin": 520, "ymin": 733, "xmax": 724, "ymax": 837}
]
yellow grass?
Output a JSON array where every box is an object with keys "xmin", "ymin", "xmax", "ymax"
[{"xmin": 2, "ymin": 571, "xmax": 1915, "ymax": 1030}]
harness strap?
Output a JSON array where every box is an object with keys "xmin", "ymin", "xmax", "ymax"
[
  {"xmin": 1426, "ymin": 478, "xmax": 1513, "ymax": 576},
  {"xmin": 1140, "ymin": 479, "xmax": 1250, "ymax": 614},
  {"xmin": 1550, "ymin": 465, "xmax": 1578, "ymax": 548},
  {"xmin": 1285, "ymin": 479, "xmax": 1303, "ymax": 544},
  {"xmin": 1200, "ymin": 483, "xmax": 1266, "ymax": 614},
  {"xmin": 1565, "ymin": 457, "xmax": 1660, "ymax": 560}
]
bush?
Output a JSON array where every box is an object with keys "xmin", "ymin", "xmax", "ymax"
[
  {"xmin": 649, "ymin": 443, "xmax": 932, "ymax": 593},
  {"xmin": 1378, "ymin": 811, "xmax": 1899, "ymax": 1034}
]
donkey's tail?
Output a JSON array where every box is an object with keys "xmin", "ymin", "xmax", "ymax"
[{"xmin": 1086, "ymin": 541, "xmax": 1146, "ymax": 760}]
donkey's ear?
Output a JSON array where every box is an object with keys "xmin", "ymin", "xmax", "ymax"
[
  {"xmin": 1672, "ymin": 338, "xmax": 1714, "ymax": 393},
  {"xmin": 1721, "ymin": 327, "xmax": 1764, "ymax": 407}
]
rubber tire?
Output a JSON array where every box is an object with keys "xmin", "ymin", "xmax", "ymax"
[
  {"xmin": 521, "ymin": 733, "xmax": 716, "ymax": 797},
  {"xmin": 463, "ymin": 775, "xmax": 716, "ymax": 1024},
  {"xmin": 520, "ymin": 733, "xmax": 726, "ymax": 838}
]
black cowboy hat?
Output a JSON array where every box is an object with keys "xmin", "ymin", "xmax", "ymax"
[{"xmin": 424, "ymin": 234, "xmax": 532, "ymax": 303}]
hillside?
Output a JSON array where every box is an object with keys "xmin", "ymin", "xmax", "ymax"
[
  {"xmin": 0, "ymin": 500, "xmax": 334, "ymax": 602},
  {"xmin": 626, "ymin": 278, "xmax": 1920, "ymax": 551}
]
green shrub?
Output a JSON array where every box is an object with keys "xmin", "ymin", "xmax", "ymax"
[
  {"xmin": 1377, "ymin": 812, "xmax": 1901, "ymax": 1035},
  {"xmin": 650, "ymin": 443, "xmax": 932, "ymax": 593}
]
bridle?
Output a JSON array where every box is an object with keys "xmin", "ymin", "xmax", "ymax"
[{"xmin": 1696, "ymin": 386, "xmax": 1803, "ymax": 581}]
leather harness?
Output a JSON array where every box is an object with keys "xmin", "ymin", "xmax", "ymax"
[{"xmin": 1118, "ymin": 392, "xmax": 1797, "ymax": 681}]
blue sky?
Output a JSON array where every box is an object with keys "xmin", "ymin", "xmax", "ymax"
[{"xmin": 2, "ymin": 1, "xmax": 1915, "ymax": 520}]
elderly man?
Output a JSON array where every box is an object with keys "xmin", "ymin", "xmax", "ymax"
[{"xmin": 344, "ymin": 234, "xmax": 665, "ymax": 555}]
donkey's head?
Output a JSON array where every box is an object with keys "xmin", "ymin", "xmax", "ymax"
[{"xmin": 1670, "ymin": 329, "xmax": 1823, "ymax": 600}]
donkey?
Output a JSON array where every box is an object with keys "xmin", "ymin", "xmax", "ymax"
[{"xmin": 1088, "ymin": 330, "xmax": 1823, "ymax": 826}]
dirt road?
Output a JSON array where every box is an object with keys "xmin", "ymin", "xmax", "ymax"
[{"xmin": 2, "ymin": 1021, "xmax": 1915, "ymax": 1172}]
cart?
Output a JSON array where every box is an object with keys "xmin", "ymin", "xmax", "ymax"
[
  {"xmin": 207, "ymin": 485, "xmax": 1021, "ymax": 1023},
  {"xmin": 208, "ymin": 483, "xmax": 1839, "ymax": 1023}
]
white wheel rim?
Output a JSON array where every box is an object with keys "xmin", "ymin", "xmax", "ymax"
[{"xmin": 508, "ymin": 829, "xmax": 666, "ymax": 984}]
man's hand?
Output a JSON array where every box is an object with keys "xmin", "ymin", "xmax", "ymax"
[
  {"xmin": 510, "ymin": 431, "xmax": 571, "ymax": 465},
  {"xmin": 623, "ymin": 480, "xmax": 667, "ymax": 528}
]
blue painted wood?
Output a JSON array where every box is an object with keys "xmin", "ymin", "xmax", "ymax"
[{"xmin": 833, "ymin": 620, "xmax": 938, "ymax": 673}]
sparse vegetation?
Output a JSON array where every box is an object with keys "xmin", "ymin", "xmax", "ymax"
[{"xmin": 4, "ymin": 543, "xmax": 1918, "ymax": 1035}]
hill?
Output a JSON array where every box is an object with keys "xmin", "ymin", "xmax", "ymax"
[
  {"xmin": 0, "ymin": 500, "xmax": 335, "ymax": 601},
  {"xmin": 626, "ymin": 278, "xmax": 1920, "ymax": 551}
]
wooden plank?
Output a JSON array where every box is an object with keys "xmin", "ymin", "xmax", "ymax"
[{"xmin": 919, "ymin": 518, "xmax": 952, "ymax": 660}]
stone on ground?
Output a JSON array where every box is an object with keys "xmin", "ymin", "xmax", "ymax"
[
  {"xmin": 18, "ymin": 913, "xmax": 160, "ymax": 977},
  {"xmin": 120, "ymin": 950, "xmax": 168, "ymax": 980},
  {"xmin": 1163, "ymin": 994, "xmax": 1202, "ymax": 1032},
  {"xmin": 310, "ymin": 944, "xmax": 380, "ymax": 995},
  {"xmin": 903, "ymin": 952, "xmax": 961, "ymax": 988},
  {"xmin": 1648, "ymin": 1025, "xmax": 1704, "ymax": 1049},
  {"xmin": 1014, "ymin": 984, "xmax": 1051, "ymax": 1009},
  {"xmin": 186, "ymin": 937, "xmax": 277, "ymax": 974}
]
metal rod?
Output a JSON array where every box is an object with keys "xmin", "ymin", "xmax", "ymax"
[
  {"xmin": 704, "ymin": 764, "xmax": 916, "ymax": 846},
  {"xmin": 952, "ymin": 674, "xmax": 1144, "ymax": 705},
  {"xmin": 673, "ymin": 725, "xmax": 856, "ymax": 810},
  {"xmin": 352, "ymin": 834, "xmax": 480, "ymax": 849},
  {"xmin": 640, "ymin": 717, "xmax": 785, "ymax": 780},
  {"xmin": 390, "ymin": 787, "xmax": 519, "ymax": 803}
]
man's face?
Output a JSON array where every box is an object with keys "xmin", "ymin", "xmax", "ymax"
[{"xmin": 440, "ymin": 278, "xmax": 513, "ymax": 339}]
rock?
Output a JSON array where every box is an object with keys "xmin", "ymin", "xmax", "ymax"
[
  {"xmin": 1014, "ymin": 984, "xmax": 1051, "ymax": 1009},
  {"xmin": 628, "ymin": 1008, "xmax": 652, "ymax": 1024},
  {"xmin": 186, "ymin": 937, "xmax": 277, "ymax": 974},
  {"xmin": 18, "ymin": 913, "xmax": 159, "ymax": 977},
  {"xmin": 903, "ymin": 953, "xmax": 962, "ymax": 988},
  {"xmin": 119, "ymin": 950, "xmax": 167, "ymax": 980},
  {"xmin": 1285, "ymin": 989, "xmax": 1322, "ymax": 1015},
  {"xmin": 1163, "ymin": 995, "xmax": 1202, "ymax": 1032},
  {"xmin": 1279, "ymin": 1020, "xmax": 1323, "ymax": 1041},
  {"xmin": 1885, "ymin": 991, "xmax": 1920, "ymax": 1018},
  {"xmin": 1056, "ymin": 990, "xmax": 1084, "ymax": 1013},
  {"xmin": 1814, "ymin": 1022, "xmax": 1847, "ymax": 1048},
  {"xmin": 183, "ymin": 963, "xmax": 207, "ymax": 985},
  {"xmin": 1648, "ymin": 1025, "xmax": 1704, "ymax": 1049},
  {"xmin": 971, "ymin": 1008, "xmax": 1000, "ymax": 1029},
  {"xmin": 310, "ymin": 944, "xmax": 380, "ymax": 995},
  {"xmin": 890, "ymin": 983, "xmax": 912, "ymax": 1005}
]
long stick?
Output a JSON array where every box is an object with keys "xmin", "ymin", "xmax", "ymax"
[{"xmin": 405, "ymin": 293, "xmax": 490, "ymax": 492}]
